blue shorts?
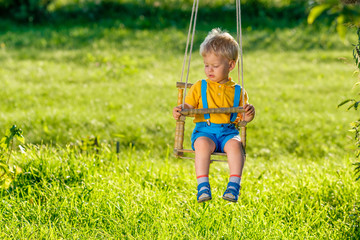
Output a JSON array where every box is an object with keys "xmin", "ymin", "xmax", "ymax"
[{"xmin": 191, "ymin": 122, "xmax": 240, "ymax": 153}]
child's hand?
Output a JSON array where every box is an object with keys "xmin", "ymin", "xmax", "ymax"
[
  {"xmin": 173, "ymin": 103, "xmax": 194, "ymax": 120},
  {"xmin": 244, "ymin": 104, "xmax": 255, "ymax": 122},
  {"xmin": 173, "ymin": 105, "xmax": 182, "ymax": 120}
]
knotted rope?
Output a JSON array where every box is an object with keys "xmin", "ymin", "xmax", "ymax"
[{"xmin": 180, "ymin": 0, "xmax": 245, "ymax": 115}]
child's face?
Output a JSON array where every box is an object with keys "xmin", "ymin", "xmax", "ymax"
[{"xmin": 203, "ymin": 52, "xmax": 235, "ymax": 84}]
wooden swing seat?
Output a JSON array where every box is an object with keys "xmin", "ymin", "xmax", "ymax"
[
  {"xmin": 174, "ymin": 0, "xmax": 247, "ymax": 162},
  {"xmin": 174, "ymin": 82, "xmax": 247, "ymax": 162}
]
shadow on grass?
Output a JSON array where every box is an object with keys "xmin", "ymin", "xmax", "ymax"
[
  {"xmin": 0, "ymin": 1, "xmax": 332, "ymax": 54},
  {"xmin": 0, "ymin": 1, "xmax": 309, "ymax": 30}
]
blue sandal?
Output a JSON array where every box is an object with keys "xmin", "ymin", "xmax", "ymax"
[
  {"xmin": 197, "ymin": 182, "xmax": 212, "ymax": 203},
  {"xmin": 222, "ymin": 182, "xmax": 241, "ymax": 202}
]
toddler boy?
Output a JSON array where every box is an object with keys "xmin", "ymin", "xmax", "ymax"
[{"xmin": 173, "ymin": 28, "xmax": 255, "ymax": 202}]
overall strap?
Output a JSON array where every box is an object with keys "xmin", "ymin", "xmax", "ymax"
[
  {"xmin": 230, "ymin": 84, "xmax": 241, "ymax": 122},
  {"xmin": 201, "ymin": 80, "xmax": 210, "ymax": 124}
]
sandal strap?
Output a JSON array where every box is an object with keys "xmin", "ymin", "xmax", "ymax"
[
  {"xmin": 198, "ymin": 188, "xmax": 210, "ymax": 196},
  {"xmin": 197, "ymin": 182, "xmax": 210, "ymax": 191},
  {"xmin": 224, "ymin": 182, "xmax": 240, "ymax": 195}
]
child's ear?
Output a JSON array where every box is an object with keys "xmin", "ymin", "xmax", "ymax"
[{"xmin": 229, "ymin": 60, "xmax": 236, "ymax": 71}]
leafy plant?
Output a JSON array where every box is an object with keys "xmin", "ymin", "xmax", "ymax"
[
  {"xmin": 0, "ymin": 125, "xmax": 25, "ymax": 189},
  {"xmin": 338, "ymin": 28, "xmax": 360, "ymax": 180},
  {"xmin": 355, "ymin": 162, "xmax": 360, "ymax": 181},
  {"xmin": 307, "ymin": 0, "xmax": 360, "ymax": 39},
  {"xmin": 309, "ymin": 1, "xmax": 360, "ymax": 181}
]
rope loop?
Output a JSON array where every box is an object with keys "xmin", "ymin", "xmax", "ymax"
[
  {"xmin": 181, "ymin": 0, "xmax": 199, "ymax": 109},
  {"xmin": 236, "ymin": 0, "xmax": 246, "ymax": 121},
  {"xmin": 180, "ymin": 0, "xmax": 245, "ymax": 119}
]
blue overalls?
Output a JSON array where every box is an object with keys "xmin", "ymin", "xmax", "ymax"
[{"xmin": 191, "ymin": 80, "xmax": 242, "ymax": 153}]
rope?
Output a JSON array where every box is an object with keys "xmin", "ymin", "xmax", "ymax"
[
  {"xmin": 236, "ymin": 0, "xmax": 246, "ymax": 121},
  {"xmin": 180, "ymin": 0, "xmax": 196, "ymax": 84},
  {"xmin": 181, "ymin": 0, "xmax": 199, "ymax": 109},
  {"xmin": 180, "ymin": 0, "xmax": 244, "ymax": 115}
]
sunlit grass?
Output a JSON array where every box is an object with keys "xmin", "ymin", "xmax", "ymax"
[
  {"xmin": 0, "ymin": 24, "xmax": 358, "ymax": 156},
  {"xmin": 1, "ymin": 146, "xmax": 359, "ymax": 239},
  {"xmin": 0, "ymin": 18, "xmax": 359, "ymax": 238}
]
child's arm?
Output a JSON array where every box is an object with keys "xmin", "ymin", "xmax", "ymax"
[
  {"xmin": 173, "ymin": 103, "xmax": 194, "ymax": 120},
  {"xmin": 243, "ymin": 104, "xmax": 255, "ymax": 122}
]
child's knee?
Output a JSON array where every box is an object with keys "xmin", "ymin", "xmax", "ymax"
[
  {"xmin": 223, "ymin": 138, "xmax": 242, "ymax": 153},
  {"xmin": 194, "ymin": 137, "xmax": 216, "ymax": 152}
]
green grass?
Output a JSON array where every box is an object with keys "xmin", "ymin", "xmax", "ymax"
[
  {"xmin": 1, "ymin": 147, "xmax": 359, "ymax": 239},
  {"xmin": 0, "ymin": 16, "xmax": 360, "ymax": 238}
]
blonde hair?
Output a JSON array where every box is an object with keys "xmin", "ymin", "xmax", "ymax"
[{"xmin": 200, "ymin": 28, "xmax": 239, "ymax": 61}]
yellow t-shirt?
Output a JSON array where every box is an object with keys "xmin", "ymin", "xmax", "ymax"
[{"xmin": 185, "ymin": 78, "xmax": 249, "ymax": 124}]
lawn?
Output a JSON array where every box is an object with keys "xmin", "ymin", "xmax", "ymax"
[{"xmin": 0, "ymin": 8, "xmax": 359, "ymax": 239}]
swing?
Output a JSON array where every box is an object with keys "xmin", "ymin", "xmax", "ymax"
[{"xmin": 174, "ymin": 0, "xmax": 248, "ymax": 163}]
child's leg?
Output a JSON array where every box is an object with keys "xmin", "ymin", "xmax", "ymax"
[
  {"xmin": 194, "ymin": 136, "xmax": 216, "ymax": 203},
  {"xmin": 194, "ymin": 136, "xmax": 216, "ymax": 176},
  {"xmin": 223, "ymin": 138, "xmax": 245, "ymax": 176},
  {"xmin": 222, "ymin": 138, "xmax": 245, "ymax": 202}
]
